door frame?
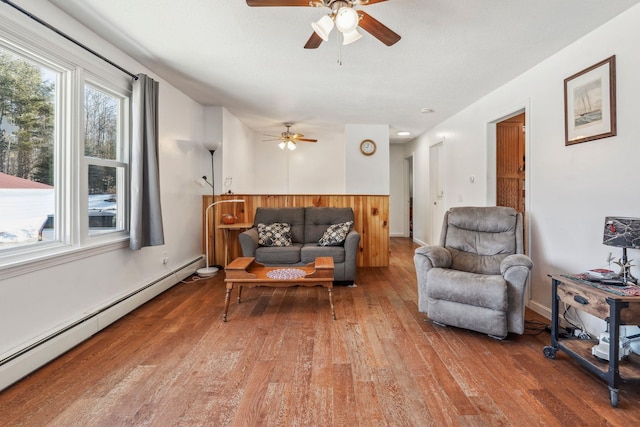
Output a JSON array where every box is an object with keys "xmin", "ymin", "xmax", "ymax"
[
  {"xmin": 487, "ymin": 105, "xmax": 528, "ymax": 215},
  {"xmin": 429, "ymin": 140, "xmax": 445, "ymax": 245},
  {"xmin": 404, "ymin": 154, "xmax": 414, "ymax": 238},
  {"xmin": 487, "ymin": 104, "xmax": 532, "ymax": 295}
]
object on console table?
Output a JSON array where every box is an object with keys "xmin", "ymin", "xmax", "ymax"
[
  {"xmin": 602, "ymin": 216, "xmax": 640, "ymax": 284},
  {"xmin": 586, "ymin": 268, "xmax": 615, "ymax": 279}
]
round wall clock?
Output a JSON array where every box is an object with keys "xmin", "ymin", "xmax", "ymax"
[{"xmin": 360, "ymin": 139, "xmax": 376, "ymax": 156}]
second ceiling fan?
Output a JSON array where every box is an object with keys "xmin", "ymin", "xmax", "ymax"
[
  {"xmin": 265, "ymin": 123, "xmax": 317, "ymax": 150},
  {"xmin": 246, "ymin": 0, "xmax": 401, "ymax": 49}
]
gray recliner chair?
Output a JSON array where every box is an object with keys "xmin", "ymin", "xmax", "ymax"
[{"xmin": 414, "ymin": 206, "xmax": 533, "ymax": 339}]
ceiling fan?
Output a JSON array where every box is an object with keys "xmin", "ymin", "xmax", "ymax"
[
  {"xmin": 246, "ymin": 0, "xmax": 401, "ymax": 49},
  {"xmin": 265, "ymin": 123, "xmax": 318, "ymax": 150}
]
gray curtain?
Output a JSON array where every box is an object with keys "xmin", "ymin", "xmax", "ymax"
[{"xmin": 130, "ymin": 73, "xmax": 164, "ymax": 250}]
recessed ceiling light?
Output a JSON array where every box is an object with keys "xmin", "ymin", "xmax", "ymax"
[
  {"xmin": 421, "ymin": 108, "xmax": 434, "ymax": 114},
  {"xmin": 397, "ymin": 131, "xmax": 411, "ymax": 136}
]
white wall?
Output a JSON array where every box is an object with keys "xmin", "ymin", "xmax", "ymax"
[
  {"xmin": 0, "ymin": 0, "xmax": 211, "ymax": 380},
  {"xmin": 345, "ymin": 124, "xmax": 390, "ymax": 195},
  {"xmin": 221, "ymin": 108, "xmax": 255, "ymax": 194},
  {"xmin": 251, "ymin": 124, "xmax": 389, "ymax": 195},
  {"xmin": 409, "ymin": 4, "xmax": 640, "ymax": 333},
  {"xmin": 251, "ymin": 128, "xmax": 345, "ymax": 194}
]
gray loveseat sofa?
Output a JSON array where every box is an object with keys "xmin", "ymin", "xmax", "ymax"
[{"xmin": 238, "ymin": 207, "xmax": 360, "ymax": 283}]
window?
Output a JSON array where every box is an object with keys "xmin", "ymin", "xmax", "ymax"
[
  {"xmin": 0, "ymin": 19, "xmax": 132, "ymax": 271},
  {"xmin": 84, "ymin": 85, "xmax": 128, "ymax": 238},
  {"xmin": 0, "ymin": 48, "xmax": 56, "ymax": 248}
]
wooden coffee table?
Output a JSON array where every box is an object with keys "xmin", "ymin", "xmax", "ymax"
[{"xmin": 223, "ymin": 257, "xmax": 335, "ymax": 322}]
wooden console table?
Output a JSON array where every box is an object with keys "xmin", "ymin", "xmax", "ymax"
[
  {"xmin": 223, "ymin": 257, "xmax": 335, "ymax": 322},
  {"xmin": 543, "ymin": 274, "xmax": 640, "ymax": 407},
  {"xmin": 217, "ymin": 222, "xmax": 253, "ymax": 266}
]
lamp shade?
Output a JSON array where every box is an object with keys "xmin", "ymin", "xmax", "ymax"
[
  {"xmin": 603, "ymin": 217, "xmax": 640, "ymax": 248},
  {"xmin": 202, "ymin": 141, "xmax": 221, "ymax": 152},
  {"xmin": 311, "ymin": 15, "xmax": 334, "ymax": 41},
  {"xmin": 342, "ymin": 29, "xmax": 362, "ymax": 45},
  {"xmin": 335, "ymin": 7, "xmax": 359, "ymax": 33},
  {"xmin": 278, "ymin": 141, "xmax": 286, "ymax": 150},
  {"xmin": 287, "ymin": 141, "xmax": 296, "ymax": 150}
]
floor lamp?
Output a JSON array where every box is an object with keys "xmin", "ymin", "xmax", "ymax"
[{"xmin": 197, "ymin": 199, "xmax": 245, "ymax": 277}]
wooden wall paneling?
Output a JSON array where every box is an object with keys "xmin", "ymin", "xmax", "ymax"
[{"xmin": 203, "ymin": 195, "xmax": 389, "ymax": 267}]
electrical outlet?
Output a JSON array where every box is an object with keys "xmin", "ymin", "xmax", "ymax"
[{"xmin": 162, "ymin": 252, "xmax": 168, "ymax": 265}]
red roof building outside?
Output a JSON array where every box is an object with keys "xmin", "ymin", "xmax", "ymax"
[{"xmin": 0, "ymin": 172, "xmax": 53, "ymax": 189}]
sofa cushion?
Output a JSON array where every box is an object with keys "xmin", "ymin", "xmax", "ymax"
[
  {"xmin": 258, "ymin": 223, "xmax": 292, "ymax": 247},
  {"xmin": 254, "ymin": 207, "xmax": 305, "ymax": 243},
  {"xmin": 255, "ymin": 243, "xmax": 303, "ymax": 264},
  {"xmin": 301, "ymin": 243, "xmax": 346, "ymax": 264},
  {"xmin": 318, "ymin": 221, "xmax": 353, "ymax": 246},
  {"xmin": 304, "ymin": 207, "xmax": 355, "ymax": 243}
]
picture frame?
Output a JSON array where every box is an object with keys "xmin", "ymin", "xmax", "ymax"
[{"xmin": 564, "ymin": 55, "xmax": 616, "ymax": 146}]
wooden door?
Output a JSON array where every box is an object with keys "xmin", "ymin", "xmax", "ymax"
[{"xmin": 496, "ymin": 113, "xmax": 525, "ymax": 214}]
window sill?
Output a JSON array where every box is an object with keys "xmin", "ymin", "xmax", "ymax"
[{"xmin": 0, "ymin": 237, "xmax": 130, "ymax": 281}]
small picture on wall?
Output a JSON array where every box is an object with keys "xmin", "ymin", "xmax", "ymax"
[{"xmin": 564, "ymin": 55, "xmax": 616, "ymax": 145}]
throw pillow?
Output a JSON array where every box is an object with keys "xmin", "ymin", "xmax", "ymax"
[
  {"xmin": 258, "ymin": 222, "xmax": 292, "ymax": 247},
  {"xmin": 318, "ymin": 221, "xmax": 353, "ymax": 246}
]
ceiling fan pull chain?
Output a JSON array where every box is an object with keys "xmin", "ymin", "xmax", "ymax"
[{"xmin": 337, "ymin": 30, "xmax": 343, "ymax": 65}]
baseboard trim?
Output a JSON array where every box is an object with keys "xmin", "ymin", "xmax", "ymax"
[
  {"xmin": 527, "ymin": 300, "xmax": 551, "ymax": 320},
  {"xmin": 413, "ymin": 238, "xmax": 427, "ymax": 247},
  {"xmin": 0, "ymin": 257, "xmax": 203, "ymax": 392}
]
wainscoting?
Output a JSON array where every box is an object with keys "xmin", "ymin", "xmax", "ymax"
[{"xmin": 202, "ymin": 194, "xmax": 389, "ymax": 267}]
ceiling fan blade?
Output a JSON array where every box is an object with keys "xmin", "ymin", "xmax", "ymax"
[
  {"xmin": 358, "ymin": 0, "xmax": 389, "ymax": 5},
  {"xmin": 297, "ymin": 138, "xmax": 317, "ymax": 142},
  {"xmin": 246, "ymin": 0, "xmax": 312, "ymax": 6},
  {"xmin": 358, "ymin": 11, "xmax": 401, "ymax": 46},
  {"xmin": 304, "ymin": 32, "xmax": 323, "ymax": 49}
]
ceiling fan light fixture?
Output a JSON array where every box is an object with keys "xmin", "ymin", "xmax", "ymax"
[
  {"xmin": 278, "ymin": 141, "xmax": 286, "ymax": 150},
  {"xmin": 342, "ymin": 28, "xmax": 362, "ymax": 45},
  {"xmin": 287, "ymin": 141, "xmax": 296, "ymax": 150},
  {"xmin": 311, "ymin": 15, "xmax": 334, "ymax": 41},
  {"xmin": 335, "ymin": 7, "xmax": 359, "ymax": 33}
]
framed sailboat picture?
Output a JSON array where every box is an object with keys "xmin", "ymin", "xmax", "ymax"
[{"xmin": 564, "ymin": 56, "xmax": 616, "ymax": 145}]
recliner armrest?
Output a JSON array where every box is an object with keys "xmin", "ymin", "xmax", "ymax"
[
  {"xmin": 500, "ymin": 254, "xmax": 533, "ymax": 275},
  {"xmin": 414, "ymin": 245, "xmax": 452, "ymax": 269}
]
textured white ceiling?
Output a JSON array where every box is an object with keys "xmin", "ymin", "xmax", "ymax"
[{"xmin": 50, "ymin": 0, "xmax": 640, "ymax": 141}]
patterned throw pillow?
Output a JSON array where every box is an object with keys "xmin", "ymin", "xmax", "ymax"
[
  {"xmin": 318, "ymin": 221, "xmax": 353, "ymax": 246},
  {"xmin": 258, "ymin": 223, "xmax": 292, "ymax": 247}
]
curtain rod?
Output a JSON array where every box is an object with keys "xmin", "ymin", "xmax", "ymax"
[{"xmin": 1, "ymin": 0, "xmax": 138, "ymax": 80}]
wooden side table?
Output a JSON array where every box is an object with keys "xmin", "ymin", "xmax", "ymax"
[
  {"xmin": 543, "ymin": 274, "xmax": 640, "ymax": 407},
  {"xmin": 217, "ymin": 222, "xmax": 253, "ymax": 266}
]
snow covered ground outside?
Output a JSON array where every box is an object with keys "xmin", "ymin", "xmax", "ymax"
[{"xmin": 0, "ymin": 191, "xmax": 115, "ymax": 247}]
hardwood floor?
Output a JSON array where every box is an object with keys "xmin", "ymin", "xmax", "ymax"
[{"xmin": 2, "ymin": 238, "xmax": 640, "ymax": 426}]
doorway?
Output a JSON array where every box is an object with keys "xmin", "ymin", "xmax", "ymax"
[
  {"xmin": 429, "ymin": 141, "xmax": 445, "ymax": 244},
  {"xmin": 496, "ymin": 112, "xmax": 526, "ymax": 243},
  {"xmin": 406, "ymin": 155, "xmax": 414, "ymax": 238}
]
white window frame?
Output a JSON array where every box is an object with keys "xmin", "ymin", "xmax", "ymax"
[
  {"xmin": 81, "ymin": 80, "xmax": 130, "ymax": 245},
  {"xmin": 0, "ymin": 13, "xmax": 132, "ymax": 279}
]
